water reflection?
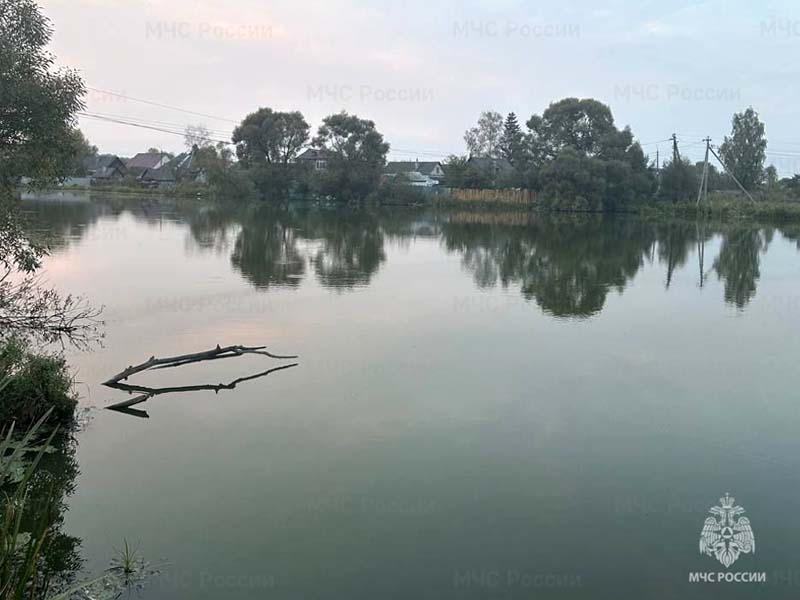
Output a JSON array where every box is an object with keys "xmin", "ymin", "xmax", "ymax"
[
  {"xmin": 442, "ymin": 215, "xmax": 655, "ymax": 317},
  {"xmin": 713, "ymin": 227, "xmax": 771, "ymax": 309},
  {"xmin": 16, "ymin": 433, "xmax": 83, "ymax": 596},
  {"xmin": 21, "ymin": 197, "xmax": 799, "ymax": 316}
]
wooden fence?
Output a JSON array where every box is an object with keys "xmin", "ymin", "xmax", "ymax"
[{"xmin": 441, "ymin": 188, "xmax": 536, "ymax": 205}]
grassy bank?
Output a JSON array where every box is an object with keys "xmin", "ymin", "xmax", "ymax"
[{"xmin": 635, "ymin": 194, "xmax": 800, "ymax": 221}]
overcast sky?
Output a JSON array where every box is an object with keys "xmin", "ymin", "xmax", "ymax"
[{"xmin": 40, "ymin": 0, "xmax": 800, "ymax": 173}]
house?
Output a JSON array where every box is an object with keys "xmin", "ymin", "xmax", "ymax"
[
  {"xmin": 296, "ymin": 148, "xmax": 330, "ymax": 171},
  {"xmin": 139, "ymin": 148, "xmax": 209, "ymax": 188},
  {"xmin": 384, "ymin": 160, "xmax": 445, "ymax": 187},
  {"xmin": 125, "ymin": 152, "xmax": 172, "ymax": 175},
  {"xmin": 82, "ymin": 154, "xmax": 127, "ymax": 182},
  {"xmin": 171, "ymin": 149, "xmax": 208, "ymax": 183},
  {"xmin": 139, "ymin": 164, "xmax": 177, "ymax": 187},
  {"xmin": 466, "ymin": 156, "xmax": 514, "ymax": 179}
]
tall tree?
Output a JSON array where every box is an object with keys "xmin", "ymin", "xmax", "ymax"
[
  {"xmin": 232, "ymin": 108, "xmax": 310, "ymax": 166},
  {"xmin": 719, "ymin": 107, "xmax": 767, "ymax": 191},
  {"xmin": 499, "ymin": 112, "xmax": 524, "ymax": 166},
  {"xmin": 527, "ymin": 98, "xmax": 616, "ymax": 158},
  {"xmin": 523, "ymin": 98, "xmax": 655, "ymax": 209},
  {"xmin": 464, "ymin": 111, "xmax": 503, "ymax": 158},
  {"xmin": 312, "ymin": 112, "xmax": 389, "ymax": 201},
  {"xmin": 0, "ymin": 0, "xmax": 85, "ymax": 188}
]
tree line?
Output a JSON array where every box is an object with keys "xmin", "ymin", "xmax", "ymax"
[{"xmin": 446, "ymin": 101, "xmax": 795, "ymax": 209}]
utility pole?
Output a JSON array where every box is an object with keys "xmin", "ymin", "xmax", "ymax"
[
  {"xmin": 696, "ymin": 137, "xmax": 711, "ymax": 206},
  {"xmin": 671, "ymin": 133, "xmax": 680, "ymax": 164},
  {"xmin": 656, "ymin": 148, "xmax": 660, "ymax": 176}
]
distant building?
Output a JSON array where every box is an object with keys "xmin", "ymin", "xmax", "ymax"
[
  {"xmin": 139, "ymin": 164, "xmax": 176, "ymax": 187},
  {"xmin": 82, "ymin": 154, "xmax": 127, "ymax": 182},
  {"xmin": 125, "ymin": 152, "xmax": 172, "ymax": 175},
  {"xmin": 139, "ymin": 148, "xmax": 208, "ymax": 188},
  {"xmin": 296, "ymin": 148, "xmax": 330, "ymax": 171},
  {"xmin": 466, "ymin": 156, "xmax": 514, "ymax": 179},
  {"xmin": 384, "ymin": 160, "xmax": 445, "ymax": 187}
]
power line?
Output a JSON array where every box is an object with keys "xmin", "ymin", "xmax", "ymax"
[
  {"xmin": 86, "ymin": 86, "xmax": 238, "ymax": 124},
  {"xmin": 78, "ymin": 112, "xmax": 234, "ymax": 145},
  {"xmin": 82, "ymin": 111, "xmax": 234, "ymax": 138}
]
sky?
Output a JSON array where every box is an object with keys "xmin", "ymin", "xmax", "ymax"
[{"xmin": 39, "ymin": 0, "xmax": 800, "ymax": 174}]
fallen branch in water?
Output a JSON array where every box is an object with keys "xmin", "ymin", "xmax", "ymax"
[
  {"xmin": 105, "ymin": 363, "xmax": 299, "ymax": 417},
  {"xmin": 103, "ymin": 344, "xmax": 299, "ymax": 418},
  {"xmin": 103, "ymin": 345, "xmax": 298, "ymax": 386}
]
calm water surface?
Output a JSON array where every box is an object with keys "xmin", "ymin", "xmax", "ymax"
[{"xmin": 21, "ymin": 195, "xmax": 800, "ymax": 599}]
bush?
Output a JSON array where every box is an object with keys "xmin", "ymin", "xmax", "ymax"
[{"xmin": 0, "ymin": 339, "xmax": 76, "ymax": 428}]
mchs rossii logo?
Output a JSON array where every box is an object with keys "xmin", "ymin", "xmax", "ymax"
[{"xmin": 689, "ymin": 493, "xmax": 765, "ymax": 584}]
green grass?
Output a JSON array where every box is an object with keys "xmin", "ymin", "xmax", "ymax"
[{"xmin": 636, "ymin": 194, "xmax": 800, "ymax": 221}]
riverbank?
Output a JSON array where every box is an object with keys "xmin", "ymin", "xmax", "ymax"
[{"xmin": 635, "ymin": 194, "xmax": 800, "ymax": 221}]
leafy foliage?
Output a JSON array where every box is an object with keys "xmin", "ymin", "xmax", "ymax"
[
  {"xmin": 0, "ymin": 0, "xmax": 85, "ymax": 188},
  {"xmin": 311, "ymin": 112, "xmax": 389, "ymax": 202},
  {"xmin": 719, "ymin": 107, "xmax": 767, "ymax": 191},
  {"xmin": 0, "ymin": 338, "xmax": 77, "ymax": 429},
  {"xmin": 524, "ymin": 99, "xmax": 655, "ymax": 209},
  {"xmin": 657, "ymin": 158, "xmax": 699, "ymax": 203},
  {"xmin": 464, "ymin": 111, "xmax": 504, "ymax": 158},
  {"xmin": 233, "ymin": 108, "xmax": 309, "ymax": 166}
]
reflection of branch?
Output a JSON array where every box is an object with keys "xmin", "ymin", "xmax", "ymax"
[
  {"xmin": 103, "ymin": 345, "xmax": 298, "ymax": 386},
  {"xmin": 106, "ymin": 363, "xmax": 298, "ymax": 417},
  {"xmin": 103, "ymin": 344, "xmax": 299, "ymax": 418}
]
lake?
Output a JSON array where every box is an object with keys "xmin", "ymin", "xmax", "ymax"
[{"xmin": 20, "ymin": 195, "xmax": 800, "ymax": 599}]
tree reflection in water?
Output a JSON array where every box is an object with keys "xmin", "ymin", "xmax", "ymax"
[{"xmin": 20, "ymin": 196, "xmax": 797, "ymax": 315}]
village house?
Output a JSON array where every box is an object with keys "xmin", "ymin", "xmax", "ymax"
[
  {"xmin": 296, "ymin": 148, "xmax": 330, "ymax": 171},
  {"xmin": 125, "ymin": 151, "xmax": 172, "ymax": 176},
  {"xmin": 82, "ymin": 154, "xmax": 127, "ymax": 182},
  {"xmin": 139, "ymin": 148, "xmax": 208, "ymax": 188},
  {"xmin": 467, "ymin": 156, "xmax": 514, "ymax": 179},
  {"xmin": 384, "ymin": 160, "xmax": 445, "ymax": 187}
]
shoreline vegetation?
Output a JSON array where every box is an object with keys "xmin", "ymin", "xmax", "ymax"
[{"xmin": 22, "ymin": 184, "xmax": 800, "ymax": 223}]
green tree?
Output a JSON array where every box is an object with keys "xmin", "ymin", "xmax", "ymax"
[
  {"xmin": 499, "ymin": 112, "xmax": 524, "ymax": 164},
  {"xmin": 312, "ymin": 112, "xmax": 389, "ymax": 202},
  {"xmin": 658, "ymin": 158, "xmax": 699, "ymax": 202},
  {"xmin": 232, "ymin": 108, "xmax": 309, "ymax": 166},
  {"xmin": 464, "ymin": 111, "xmax": 503, "ymax": 158},
  {"xmin": 67, "ymin": 128, "xmax": 97, "ymax": 176},
  {"xmin": 765, "ymin": 165, "xmax": 778, "ymax": 191},
  {"xmin": 527, "ymin": 98, "xmax": 616, "ymax": 158},
  {"xmin": 442, "ymin": 154, "xmax": 493, "ymax": 189},
  {"xmin": 523, "ymin": 98, "xmax": 655, "ymax": 208},
  {"xmin": 232, "ymin": 108, "xmax": 309, "ymax": 201},
  {"xmin": 719, "ymin": 107, "xmax": 767, "ymax": 191},
  {"xmin": 0, "ymin": 0, "xmax": 85, "ymax": 188}
]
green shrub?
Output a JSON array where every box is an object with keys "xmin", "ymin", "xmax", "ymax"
[{"xmin": 0, "ymin": 339, "xmax": 76, "ymax": 429}]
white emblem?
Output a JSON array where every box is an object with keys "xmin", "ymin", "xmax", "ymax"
[{"xmin": 699, "ymin": 493, "xmax": 755, "ymax": 567}]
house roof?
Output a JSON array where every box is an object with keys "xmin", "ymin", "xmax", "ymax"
[
  {"xmin": 384, "ymin": 161, "xmax": 443, "ymax": 177},
  {"xmin": 126, "ymin": 152, "xmax": 170, "ymax": 169},
  {"xmin": 140, "ymin": 164, "xmax": 176, "ymax": 182},
  {"xmin": 296, "ymin": 148, "xmax": 330, "ymax": 161},
  {"xmin": 83, "ymin": 154, "xmax": 123, "ymax": 172}
]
